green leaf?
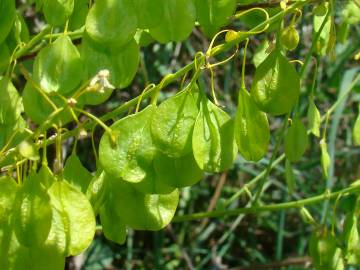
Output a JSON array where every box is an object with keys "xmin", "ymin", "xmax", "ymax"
[
  {"xmin": 38, "ymin": 165, "xmax": 56, "ymax": 189},
  {"xmin": 68, "ymin": 0, "xmax": 88, "ymax": 31},
  {"xmin": 320, "ymin": 139, "xmax": 330, "ymax": 179},
  {"xmin": 99, "ymin": 202, "xmax": 127, "ymax": 245},
  {"xmin": 149, "ymin": 0, "xmax": 196, "ymax": 43},
  {"xmin": 313, "ymin": 3, "xmax": 331, "ymax": 56},
  {"xmin": 309, "ymin": 228, "xmax": 343, "ymax": 269},
  {"xmin": 307, "ymin": 98, "xmax": 321, "ymax": 137},
  {"xmin": 0, "ymin": 176, "xmax": 18, "ymax": 225},
  {"xmin": 63, "ymin": 154, "xmax": 92, "ymax": 194},
  {"xmin": 48, "ymin": 180, "xmax": 96, "ymax": 256},
  {"xmin": 353, "ymin": 104, "xmax": 360, "ymax": 146},
  {"xmin": 250, "ymin": 50, "xmax": 300, "ymax": 116},
  {"xmin": 132, "ymin": 0, "xmax": 164, "ymax": 29},
  {"xmin": 80, "ymin": 35, "xmax": 139, "ymax": 102},
  {"xmin": 130, "ymin": 167, "xmax": 175, "ymax": 195},
  {"xmin": 0, "ymin": 118, "xmax": 27, "ymax": 151},
  {"xmin": 12, "ymin": 173, "xmax": 52, "ymax": 247},
  {"xmin": 18, "ymin": 141, "xmax": 40, "ymax": 161},
  {"xmin": 6, "ymin": 13, "xmax": 30, "ymax": 53},
  {"xmin": 234, "ymin": 87, "xmax": 270, "ymax": 162},
  {"xmin": 43, "ymin": 0, "xmax": 74, "ymax": 27},
  {"xmin": 343, "ymin": 213, "xmax": 360, "ymax": 264},
  {"xmin": 106, "ymin": 174, "xmax": 179, "ymax": 231},
  {"xmin": 285, "ymin": 159, "xmax": 295, "ymax": 194},
  {"xmin": 85, "ymin": 0, "xmax": 137, "ymax": 48},
  {"xmin": 151, "ymin": 89, "xmax": 198, "ymax": 158},
  {"xmin": 153, "ymin": 151, "xmax": 204, "ymax": 188},
  {"xmin": 0, "ymin": 77, "xmax": 23, "ymax": 125},
  {"xmin": 22, "ymin": 82, "xmax": 79, "ymax": 125},
  {"xmin": 0, "ymin": 222, "xmax": 65, "ymax": 270},
  {"xmin": 195, "ymin": 0, "xmax": 236, "ymax": 37},
  {"xmin": 99, "ymin": 105, "xmax": 156, "ymax": 183},
  {"xmin": 284, "ymin": 118, "xmax": 308, "ymax": 162},
  {"xmin": 86, "ymin": 171, "xmax": 108, "ymax": 215},
  {"xmin": 192, "ymin": 97, "xmax": 237, "ymax": 173},
  {"xmin": 0, "ymin": 43, "xmax": 10, "ymax": 74},
  {"xmin": 33, "ymin": 35, "xmax": 83, "ymax": 94},
  {"xmin": 0, "ymin": 0, "xmax": 16, "ymax": 44}
]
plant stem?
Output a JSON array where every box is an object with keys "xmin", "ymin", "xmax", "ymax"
[{"xmin": 172, "ymin": 183, "xmax": 360, "ymax": 222}]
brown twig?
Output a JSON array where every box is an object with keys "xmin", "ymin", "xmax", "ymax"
[{"xmin": 230, "ymin": 256, "xmax": 311, "ymax": 270}]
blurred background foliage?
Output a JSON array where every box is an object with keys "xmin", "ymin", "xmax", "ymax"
[{"xmin": 9, "ymin": 0, "xmax": 360, "ymax": 269}]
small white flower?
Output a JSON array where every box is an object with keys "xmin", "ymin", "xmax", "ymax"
[{"xmin": 89, "ymin": 69, "xmax": 115, "ymax": 93}]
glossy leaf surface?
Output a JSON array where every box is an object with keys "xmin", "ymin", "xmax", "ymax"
[{"xmin": 43, "ymin": 0, "xmax": 74, "ymax": 26}]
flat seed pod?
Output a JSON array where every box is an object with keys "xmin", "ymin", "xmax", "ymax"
[
  {"xmin": 86, "ymin": 171, "xmax": 108, "ymax": 215},
  {"xmin": 106, "ymin": 174, "xmax": 179, "ymax": 231},
  {"xmin": 192, "ymin": 97, "xmax": 237, "ymax": 173},
  {"xmin": 284, "ymin": 118, "xmax": 308, "ymax": 162},
  {"xmin": 48, "ymin": 180, "xmax": 96, "ymax": 256},
  {"xmin": 99, "ymin": 202, "xmax": 127, "ymax": 245},
  {"xmin": 132, "ymin": 0, "xmax": 164, "ymax": 29},
  {"xmin": 99, "ymin": 105, "xmax": 156, "ymax": 183},
  {"xmin": 149, "ymin": 0, "xmax": 196, "ymax": 43},
  {"xmin": 153, "ymin": 152, "xmax": 204, "ymax": 188},
  {"xmin": 250, "ymin": 50, "xmax": 301, "ymax": 116},
  {"xmin": 0, "ymin": 0, "xmax": 16, "ymax": 44},
  {"xmin": 195, "ymin": 0, "xmax": 236, "ymax": 37},
  {"xmin": 85, "ymin": 0, "xmax": 137, "ymax": 48},
  {"xmin": 151, "ymin": 90, "xmax": 198, "ymax": 158},
  {"xmin": 320, "ymin": 139, "xmax": 330, "ymax": 179},
  {"xmin": 22, "ymin": 82, "xmax": 77, "ymax": 125},
  {"xmin": 0, "ymin": 77, "xmax": 23, "ymax": 125},
  {"xmin": 80, "ymin": 35, "xmax": 139, "ymax": 104},
  {"xmin": 307, "ymin": 98, "xmax": 321, "ymax": 137},
  {"xmin": 12, "ymin": 173, "xmax": 52, "ymax": 247},
  {"xmin": 43, "ymin": 0, "xmax": 74, "ymax": 26},
  {"xmin": 0, "ymin": 177, "xmax": 18, "ymax": 224},
  {"xmin": 353, "ymin": 104, "xmax": 360, "ymax": 146},
  {"xmin": 234, "ymin": 87, "xmax": 270, "ymax": 162},
  {"xmin": 63, "ymin": 154, "xmax": 92, "ymax": 194},
  {"xmin": 33, "ymin": 35, "xmax": 83, "ymax": 94}
]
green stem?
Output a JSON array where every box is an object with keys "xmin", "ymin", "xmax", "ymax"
[
  {"xmin": 14, "ymin": 26, "xmax": 51, "ymax": 60},
  {"xmin": 173, "ymin": 183, "xmax": 360, "ymax": 222}
]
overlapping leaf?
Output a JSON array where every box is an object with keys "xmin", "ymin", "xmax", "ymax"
[
  {"xmin": 99, "ymin": 105, "xmax": 156, "ymax": 183},
  {"xmin": 85, "ymin": 0, "xmax": 137, "ymax": 48},
  {"xmin": 192, "ymin": 97, "xmax": 237, "ymax": 172},
  {"xmin": 151, "ymin": 90, "xmax": 198, "ymax": 158},
  {"xmin": 33, "ymin": 35, "xmax": 83, "ymax": 94},
  {"xmin": 234, "ymin": 87, "xmax": 269, "ymax": 162},
  {"xmin": 251, "ymin": 50, "xmax": 300, "ymax": 116},
  {"xmin": 149, "ymin": 0, "xmax": 196, "ymax": 43}
]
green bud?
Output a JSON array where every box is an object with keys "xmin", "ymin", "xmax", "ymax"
[{"xmin": 281, "ymin": 26, "xmax": 300, "ymax": 51}]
